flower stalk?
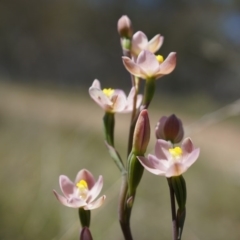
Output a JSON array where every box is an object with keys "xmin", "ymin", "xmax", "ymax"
[
  {"xmin": 79, "ymin": 208, "xmax": 91, "ymax": 228},
  {"xmin": 167, "ymin": 178, "xmax": 178, "ymax": 240},
  {"xmin": 103, "ymin": 112, "xmax": 115, "ymax": 146}
]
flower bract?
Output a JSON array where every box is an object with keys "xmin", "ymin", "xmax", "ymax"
[
  {"xmin": 137, "ymin": 138, "xmax": 200, "ymax": 177},
  {"xmin": 53, "ymin": 169, "xmax": 106, "ymax": 209},
  {"xmin": 89, "ymin": 79, "xmax": 142, "ymax": 113}
]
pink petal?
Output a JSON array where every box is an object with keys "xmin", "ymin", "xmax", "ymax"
[
  {"xmin": 53, "ymin": 190, "xmax": 71, "ymax": 207},
  {"xmin": 91, "ymin": 79, "xmax": 101, "ymax": 88},
  {"xmin": 156, "ymin": 52, "xmax": 177, "ymax": 78},
  {"xmin": 137, "ymin": 156, "xmax": 165, "ymax": 175},
  {"xmin": 122, "ymin": 57, "xmax": 145, "ymax": 78},
  {"xmin": 67, "ymin": 196, "xmax": 87, "ymax": 208},
  {"xmin": 183, "ymin": 148, "xmax": 200, "ymax": 168},
  {"xmin": 148, "ymin": 154, "xmax": 168, "ymax": 172},
  {"xmin": 137, "ymin": 50, "xmax": 160, "ymax": 77},
  {"xmin": 111, "ymin": 89, "xmax": 127, "ymax": 112},
  {"xmin": 53, "ymin": 190, "xmax": 85, "ymax": 208},
  {"xmin": 182, "ymin": 137, "xmax": 194, "ymax": 153},
  {"xmin": 59, "ymin": 175, "xmax": 75, "ymax": 198},
  {"xmin": 89, "ymin": 87, "xmax": 113, "ymax": 108},
  {"xmin": 75, "ymin": 169, "xmax": 95, "ymax": 190},
  {"xmin": 84, "ymin": 195, "xmax": 106, "ymax": 210},
  {"xmin": 87, "ymin": 175, "xmax": 103, "ymax": 202},
  {"xmin": 165, "ymin": 162, "xmax": 186, "ymax": 177},
  {"xmin": 131, "ymin": 31, "xmax": 148, "ymax": 55},
  {"xmin": 147, "ymin": 35, "xmax": 164, "ymax": 53},
  {"xmin": 155, "ymin": 139, "xmax": 172, "ymax": 160}
]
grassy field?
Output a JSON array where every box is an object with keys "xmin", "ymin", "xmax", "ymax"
[{"xmin": 0, "ymin": 81, "xmax": 240, "ymax": 240}]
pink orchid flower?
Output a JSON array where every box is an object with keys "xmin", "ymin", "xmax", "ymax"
[
  {"xmin": 89, "ymin": 79, "xmax": 142, "ymax": 113},
  {"xmin": 53, "ymin": 169, "xmax": 106, "ymax": 209},
  {"xmin": 131, "ymin": 31, "xmax": 164, "ymax": 57},
  {"xmin": 137, "ymin": 138, "xmax": 200, "ymax": 177},
  {"xmin": 122, "ymin": 50, "xmax": 177, "ymax": 80}
]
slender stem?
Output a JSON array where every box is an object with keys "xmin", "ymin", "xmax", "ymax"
[
  {"xmin": 167, "ymin": 178, "xmax": 178, "ymax": 240},
  {"xmin": 119, "ymin": 173, "xmax": 133, "ymax": 240},
  {"xmin": 78, "ymin": 208, "xmax": 91, "ymax": 228}
]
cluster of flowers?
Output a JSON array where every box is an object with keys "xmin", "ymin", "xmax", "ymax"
[{"xmin": 53, "ymin": 15, "xmax": 200, "ymax": 240}]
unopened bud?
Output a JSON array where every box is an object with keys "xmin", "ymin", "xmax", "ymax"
[
  {"xmin": 80, "ymin": 227, "xmax": 93, "ymax": 240},
  {"xmin": 155, "ymin": 114, "xmax": 184, "ymax": 144},
  {"xmin": 132, "ymin": 110, "xmax": 150, "ymax": 155},
  {"xmin": 117, "ymin": 15, "xmax": 133, "ymax": 39}
]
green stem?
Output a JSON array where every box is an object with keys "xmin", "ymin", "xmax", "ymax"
[
  {"xmin": 167, "ymin": 178, "xmax": 178, "ymax": 240},
  {"xmin": 78, "ymin": 208, "xmax": 91, "ymax": 228},
  {"xmin": 141, "ymin": 78, "xmax": 156, "ymax": 111},
  {"xmin": 103, "ymin": 112, "xmax": 115, "ymax": 146},
  {"xmin": 119, "ymin": 173, "xmax": 133, "ymax": 240}
]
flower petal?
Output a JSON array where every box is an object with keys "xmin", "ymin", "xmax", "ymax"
[
  {"xmin": 84, "ymin": 195, "xmax": 106, "ymax": 210},
  {"xmin": 131, "ymin": 31, "xmax": 148, "ymax": 56},
  {"xmin": 147, "ymin": 34, "xmax": 164, "ymax": 53},
  {"xmin": 59, "ymin": 175, "xmax": 75, "ymax": 198},
  {"xmin": 75, "ymin": 169, "xmax": 95, "ymax": 190},
  {"xmin": 148, "ymin": 154, "xmax": 168, "ymax": 172},
  {"xmin": 165, "ymin": 162, "xmax": 186, "ymax": 177},
  {"xmin": 121, "ymin": 87, "xmax": 142, "ymax": 113},
  {"xmin": 182, "ymin": 137, "xmax": 194, "ymax": 153},
  {"xmin": 122, "ymin": 56, "xmax": 145, "ymax": 78},
  {"xmin": 111, "ymin": 89, "xmax": 127, "ymax": 112},
  {"xmin": 155, "ymin": 139, "xmax": 172, "ymax": 160},
  {"xmin": 183, "ymin": 148, "xmax": 200, "ymax": 168},
  {"xmin": 53, "ymin": 190, "xmax": 71, "ymax": 207},
  {"xmin": 137, "ymin": 50, "xmax": 160, "ymax": 77},
  {"xmin": 53, "ymin": 190, "xmax": 86, "ymax": 208},
  {"xmin": 137, "ymin": 156, "xmax": 165, "ymax": 175},
  {"xmin": 91, "ymin": 79, "xmax": 101, "ymax": 89},
  {"xmin": 89, "ymin": 87, "xmax": 113, "ymax": 109},
  {"xmin": 155, "ymin": 52, "xmax": 177, "ymax": 78},
  {"xmin": 87, "ymin": 175, "xmax": 103, "ymax": 202}
]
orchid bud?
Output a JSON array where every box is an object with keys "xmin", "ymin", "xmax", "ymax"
[
  {"xmin": 132, "ymin": 110, "xmax": 150, "ymax": 155},
  {"xmin": 80, "ymin": 227, "xmax": 93, "ymax": 240},
  {"xmin": 155, "ymin": 114, "xmax": 184, "ymax": 144},
  {"xmin": 128, "ymin": 110, "xmax": 150, "ymax": 196},
  {"xmin": 117, "ymin": 15, "xmax": 133, "ymax": 39}
]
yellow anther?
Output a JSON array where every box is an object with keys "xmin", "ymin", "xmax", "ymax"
[
  {"xmin": 156, "ymin": 55, "xmax": 164, "ymax": 63},
  {"xmin": 76, "ymin": 180, "xmax": 88, "ymax": 190},
  {"xmin": 103, "ymin": 88, "xmax": 114, "ymax": 97},
  {"xmin": 169, "ymin": 147, "xmax": 183, "ymax": 158}
]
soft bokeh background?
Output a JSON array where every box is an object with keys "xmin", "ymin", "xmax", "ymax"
[{"xmin": 0, "ymin": 0, "xmax": 240, "ymax": 239}]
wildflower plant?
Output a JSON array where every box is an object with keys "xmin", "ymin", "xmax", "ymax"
[{"xmin": 53, "ymin": 15, "xmax": 200, "ymax": 240}]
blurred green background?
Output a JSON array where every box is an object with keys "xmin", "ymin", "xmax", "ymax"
[{"xmin": 0, "ymin": 0, "xmax": 240, "ymax": 239}]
